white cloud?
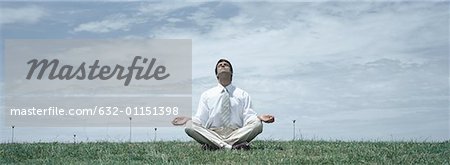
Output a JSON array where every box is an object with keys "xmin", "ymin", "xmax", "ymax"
[
  {"xmin": 137, "ymin": 1, "xmax": 198, "ymax": 17},
  {"xmin": 0, "ymin": 6, "xmax": 46, "ymax": 25},
  {"xmin": 72, "ymin": 2, "xmax": 203, "ymax": 33},
  {"xmin": 73, "ymin": 14, "xmax": 146, "ymax": 33}
]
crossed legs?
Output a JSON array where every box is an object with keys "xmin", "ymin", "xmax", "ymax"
[{"xmin": 185, "ymin": 118, "xmax": 263, "ymax": 149}]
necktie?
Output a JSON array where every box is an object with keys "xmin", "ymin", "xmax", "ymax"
[{"xmin": 220, "ymin": 88, "xmax": 231, "ymax": 127}]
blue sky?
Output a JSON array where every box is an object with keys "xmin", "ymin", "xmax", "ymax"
[{"xmin": 0, "ymin": 1, "xmax": 449, "ymax": 142}]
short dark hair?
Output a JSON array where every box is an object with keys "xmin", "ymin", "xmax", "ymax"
[{"xmin": 215, "ymin": 59, "xmax": 233, "ymax": 79}]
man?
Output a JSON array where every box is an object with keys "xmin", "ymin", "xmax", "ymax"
[{"xmin": 172, "ymin": 59, "xmax": 275, "ymax": 150}]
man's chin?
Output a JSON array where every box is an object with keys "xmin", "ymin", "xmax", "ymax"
[{"xmin": 218, "ymin": 72, "xmax": 232, "ymax": 76}]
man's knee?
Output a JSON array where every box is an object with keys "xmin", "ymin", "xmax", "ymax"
[
  {"xmin": 185, "ymin": 127, "xmax": 196, "ymax": 137},
  {"xmin": 255, "ymin": 119, "xmax": 263, "ymax": 134},
  {"xmin": 246, "ymin": 118, "xmax": 263, "ymax": 134},
  {"xmin": 185, "ymin": 125, "xmax": 207, "ymax": 137}
]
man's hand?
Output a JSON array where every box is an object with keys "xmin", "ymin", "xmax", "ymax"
[
  {"xmin": 171, "ymin": 116, "xmax": 191, "ymax": 126},
  {"xmin": 258, "ymin": 114, "xmax": 275, "ymax": 123}
]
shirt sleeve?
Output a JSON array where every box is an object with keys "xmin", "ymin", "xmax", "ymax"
[
  {"xmin": 192, "ymin": 92, "xmax": 209, "ymax": 127},
  {"xmin": 243, "ymin": 93, "xmax": 258, "ymax": 125}
]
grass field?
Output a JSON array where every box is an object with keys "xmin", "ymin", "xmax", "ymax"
[{"xmin": 1, "ymin": 140, "xmax": 449, "ymax": 164}]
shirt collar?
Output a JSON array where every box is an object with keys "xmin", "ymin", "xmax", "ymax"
[{"xmin": 217, "ymin": 83, "xmax": 235, "ymax": 93}]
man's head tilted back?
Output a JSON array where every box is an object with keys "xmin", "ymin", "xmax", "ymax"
[{"xmin": 215, "ymin": 59, "xmax": 233, "ymax": 80}]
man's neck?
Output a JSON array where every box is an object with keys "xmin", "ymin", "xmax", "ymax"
[
  {"xmin": 219, "ymin": 78, "xmax": 231, "ymax": 87},
  {"xmin": 217, "ymin": 72, "xmax": 232, "ymax": 87}
]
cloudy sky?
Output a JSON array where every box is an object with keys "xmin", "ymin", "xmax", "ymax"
[{"xmin": 0, "ymin": 1, "xmax": 448, "ymax": 142}]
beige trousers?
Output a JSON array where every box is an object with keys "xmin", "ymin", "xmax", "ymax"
[{"xmin": 185, "ymin": 118, "xmax": 263, "ymax": 149}]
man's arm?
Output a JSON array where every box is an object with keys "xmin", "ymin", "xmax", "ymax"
[
  {"xmin": 242, "ymin": 93, "xmax": 259, "ymax": 125},
  {"xmin": 192, "ymin": 92, "xmax": 209, "ymax": 126},
  {"xmin": 172, "ymin": 92, "xmax": 209, "ymax": 126}
]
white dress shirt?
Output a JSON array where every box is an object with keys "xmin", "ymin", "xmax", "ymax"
[{"xmin": 193, "ymin": 83, "xmax": 258, "ymax": 129}]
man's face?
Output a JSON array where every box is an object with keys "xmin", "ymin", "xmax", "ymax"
[{"xmin": 216, "ymin": 61, "xmax": 232, "ymax": 75}]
